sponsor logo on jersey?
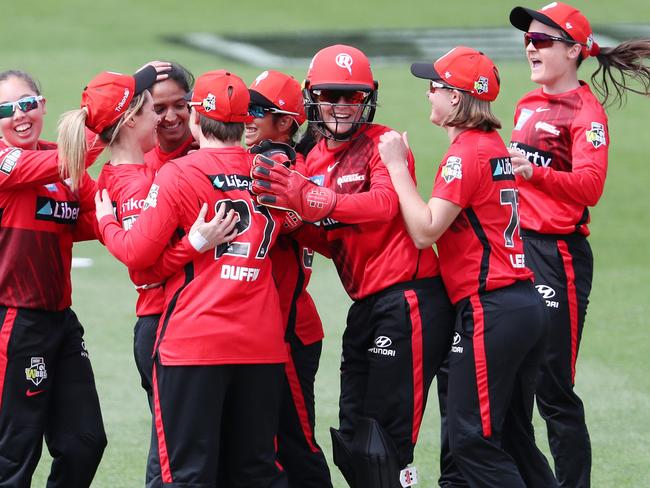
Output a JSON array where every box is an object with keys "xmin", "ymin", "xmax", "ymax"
[
  {"xmin": 513, "ymin": 108, "xmax": 533, "ymax": 131},
  {"xmin": 535, "ymin": 284, "xmax": 559, "ymax": 308},
  {"xmin": 327, "ymin": 161, "xmax": 340, "ymax": 172},
  {"xmin": 25, "ymin": 357, "xmax": 47, "ymax": 386},
  {"xmin": 142, "ymin": 183, "xmax": 159, "ymax": 210},
  {"xmin": 0, "ymin": 148, "xmax": 22, "ymax": 175},
  {"xmin": 320, "ymin": 215, "xmax": 348, "ymax": 231},
  {"xmin": 81, "ymin": 340, "xmax": 90, "ymax": 358},
  {"xmin": 535, "ymin": 106, "xmax": 551, "ymax": 112},
  {"xmin": 451, "ymin": 332, "xmax": 464, "ymax": 353},
  {"xmin": 34, "ymin": 197, "xmax": 80, "ymax": 224},
  {"xmin": 400, "ymin": 467, "xmax": 418, "ymax": 487},
  {"xmin": 441, "ymin": 156, "xmax": 462, "ymax": 183},
  {"xmin": 535, "ymin": 121, "xmax": 560, "ymax": 136},
  {"xmin": 121, "ymin": 197, "xmax": 145, "ymax": 214},
  {"xmin": 208, "ymin": 174, "xmax": 252, "ymax": 192},
  {"xmin": 220, "ymin": 264, "xmax": 260, "ymax": 282},
  {"xmin": 310, "ymin": 175, "xmax": 325, "ymax": 186},
  {"xmin": 586, "ymin": 122, "xmax": 606, "ymax": 149},
  {"xmin": 368, "ymin": 335, "xmax": 396, "ymax": 357},
  {"xmin": 122, "ymin": 215, "xmax": 138, "ymax": 230},
  {"xmin": 508, "ymin": 142, "xmax": 553, "ymax": 167},
  {"xmin": 474, "ymin": 76, "xmax": 489, "ymax": 95},
  {"xmin": 490, "ymin": 157, "xmax": 515, "ymax": 181},
  {"xmin": 336, "ymin": 173, "xmax": 365, "ymax": 187},
  {"xmin": 509, "ymin": 253, "xmax": 526, "ymax": 268}
]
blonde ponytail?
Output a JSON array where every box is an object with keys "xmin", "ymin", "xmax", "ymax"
[{"xmin": 57, "ymin": 108, "xmax": 88, "ymax": 191}]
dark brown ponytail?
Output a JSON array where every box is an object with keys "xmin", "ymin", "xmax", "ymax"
[{"xmin": 591, "ymin": 39, "xmax": 650, "ymax": 107}]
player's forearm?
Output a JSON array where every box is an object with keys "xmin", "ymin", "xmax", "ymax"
[
  {"xmin": 99, "ymin": 216, "xmax": 165, "ymax": 269},
  {"xmin": 529, "ymin": 165, "xmax": 605, "ymax": 206},
  {"xmin": 387, "ymin": 164, "xmax": 437, "ymax": 248}
]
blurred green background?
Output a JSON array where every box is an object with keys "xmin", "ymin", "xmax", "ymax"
[{"xmin": 3, "ymin": 0, "xmax": 649, "ymax": 486}]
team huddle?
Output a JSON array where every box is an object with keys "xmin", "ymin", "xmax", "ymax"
[{"xmin": 0, "ymin": 2, "xmax": 649, "ymax": 487}]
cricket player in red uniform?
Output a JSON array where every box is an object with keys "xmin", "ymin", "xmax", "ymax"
[
  {"xmin": 145, "ymin": 62, "xmax": 196, "ymax": 174},
  {"xmin": 251, "ymin": 45, "xmax": 455, "ymax": 488},
  {"xmin": 63, "ymin": 64, "xmax": 236, "ymax": 487},
  {"xmin": 94, "ymin": 69, "xmax": 289, "ymax": 487},
  {"xmin": 246, "ymin": 69, "xmax": 332, "ymax": 488},
  {"xmin": 508, "ymin": 4, "xmax": 650, "ymax": 487},
  {"xmin": 0, "ymin": 70, "xmax": 106, "ymax": 487},
  {"xmin": 378, "ymin": 47, "xmax": 557, "ymax": 488}
]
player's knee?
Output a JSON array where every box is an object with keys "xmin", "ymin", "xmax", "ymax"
[
  {"xmin": 61, "ymin": 430, "xmax": 107, "ymax": 467},
  {"xmin": 449, "ymin": 428, "xmax": 484, "ymax": 462}
]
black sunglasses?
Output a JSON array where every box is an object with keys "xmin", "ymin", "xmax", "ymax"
[
  {"xmin": 524, "ymin": 32, "xmax": 581, "ymax": 49},
  {"xmin": 248, "ymin": 104, "xmax": 298, "ymax": 119}
]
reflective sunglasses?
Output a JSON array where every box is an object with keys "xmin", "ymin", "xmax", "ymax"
[
  {"xmin": 311, "ymin": 89, "xmax": 369, "ymax": 104},
  {"xmin": 428, "ymin": 80, "xmax": 469, "ymax": 95},
  {"xmin": 524, "ymin": 32, "xmax": 580, "ymax": 49},
  {"xmin": 0, "ymin": 95, "xmax": 44, "ymax": 119},
  {"xmin": 248, "ymin": 104, "xmax": 299, "ymax": 119}
]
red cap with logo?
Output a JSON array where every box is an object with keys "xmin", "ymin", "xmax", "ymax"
[
  {"xmin": 510, "ymin": 2, "xmax": 598, "ymax": 58},
  {"xmin": 190, "ymin": 70, "xmax": 252, "ymax": 123},
  {"xmin": 411, "ymin": 46, "xmax": 500, "ymax": 102},
  {"xmin": 249, "ymin": 70, "xmax": 306, "ymax": 125},
  {"xmin": 305, "ymin": 44, "xmax": 376, "ymax": 91},
  {"xmin": 81, "ymin": 65, "xmax": 157, "ymax": 133}
]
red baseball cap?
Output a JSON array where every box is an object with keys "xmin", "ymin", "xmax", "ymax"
[
  {"xmin": 305, "ymin": 44, "xmax": 376, "ymax": 91},
  {"xmin": 510, "ymin": 2, "xmax": 597, "ymax": 58},
  {"xmin": 189, "ymin": 70, "xmax": 252, "ymax": 123},
  {"xmin": 411, "ymin": 46, "xmax": 500, "ymax": 102},
  {"xmin": 81, "ymin": 65, "xmax": 157, "ymax": 133},
  {"xmin": 249, "ymin": 70, "xmax": 306, "ymax": 125}
]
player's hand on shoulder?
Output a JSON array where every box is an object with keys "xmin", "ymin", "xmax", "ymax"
[
  {"xmin": 94, "ymin": 189, "xmax": 115, "ymax": 222},
  {"xmin": 508, "ymin": 148, "xmax": 533, "ymax": 180},
  {"xmin": 188, "ymin": 203, "xmax": 239, "ymax": 252}
]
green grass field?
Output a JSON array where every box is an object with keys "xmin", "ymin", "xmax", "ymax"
[{"xmin": 3, "ymin": 0, "xmax": 649, "ymax": 485}]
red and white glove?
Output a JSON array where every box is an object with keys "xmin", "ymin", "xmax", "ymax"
[{"xmin": 251, "ymin": 154, "xmax": 336, "ymax": 223}]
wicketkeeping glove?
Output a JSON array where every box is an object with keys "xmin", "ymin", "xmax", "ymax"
[{"xmin": 251, "ymin": 155, "xmax": 336, "ymax": 223}]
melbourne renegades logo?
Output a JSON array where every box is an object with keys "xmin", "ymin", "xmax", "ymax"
[{"xmin": 335, "ymin": 53, "xmax": 354, "ymax": 75}]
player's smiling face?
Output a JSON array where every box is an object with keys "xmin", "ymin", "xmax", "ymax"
[
  {"xmin": 245, "ymin": 112, "xmax": 278, "ymax": 147},
  {"xmin": 132, "ymin": 91, "xmax": 161, "ymax": 154},
  {"xmin": 318, "ymin": 94, "xmax": 364, "ymax": 137},
  {"xmin": 0, "ymin": 76, "xmax": 46, "ymax": 150},
  {"xmin": 151, "ymin": 78, "xmax": 191, "ymax": 151},
  {"xmin": 526, "ymin": 20, "xmax": 580, "ymax": 89}
]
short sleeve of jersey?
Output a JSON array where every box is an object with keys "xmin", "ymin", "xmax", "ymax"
[
  {"xmin": 431, "ymin": 137, "xmax": 480, "ymax": 208},
  {"xmin": 571, "ymin": 103, "xmax": 608, "ymax": 172}
]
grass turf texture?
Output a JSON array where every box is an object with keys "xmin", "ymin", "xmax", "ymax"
[{"xmin": 2, "ymin": 0, "xmax": 648, "ymax": 486}]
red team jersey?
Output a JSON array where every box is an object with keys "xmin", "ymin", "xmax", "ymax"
[
  {"xmin": 99, "ymin": 146, "xmax": 287, "ymax": 366},
  {"xmin": 144, "ymin": 135, "xmax": 195, "ymax": 174},
  {"xmin": 433, "ymin": 129, "xmax": 533, "ymax": 304},
  {"xmin": 0, "ymin": 140, "xmax": 99, "ymax": 310},
  {"xmin": 99, "ymin": 139, "xmax": 195, "ymax": 317},
  {"xmin": 509, "ymin": 83, "xmax": 608, "ymax": 236},
  {"xmin": 305, "ymin": 124, "xmax": 439, "ymax": 300},
  {"xmin": 271, "ymin": 152, "xmax": 323, "ymax": 344}
]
